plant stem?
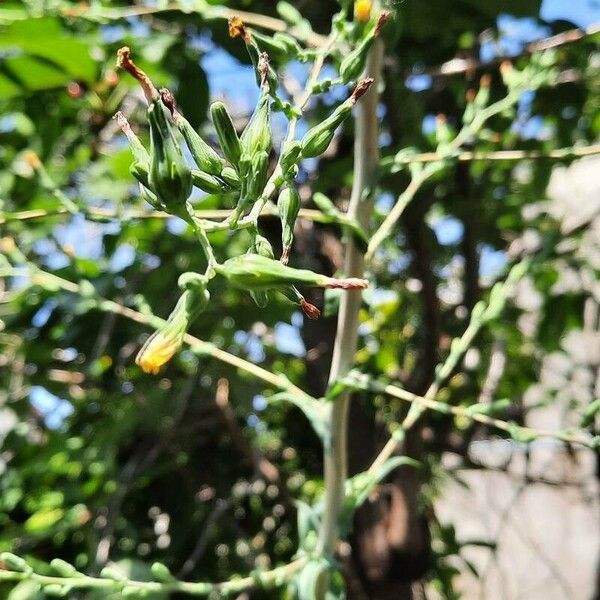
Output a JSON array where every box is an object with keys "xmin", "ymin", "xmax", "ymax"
[
  {"xmin": 0, "ymin": 557, "xmax": 307, "ymax": 596},
  {"xmin": 318, "ymin": 40, "xmax": 384, "ymax": 556}
]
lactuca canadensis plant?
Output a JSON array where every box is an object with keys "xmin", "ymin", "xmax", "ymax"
[{"xmin": 115, "ymin": 40, "xmax": 374, "ymax": 375}]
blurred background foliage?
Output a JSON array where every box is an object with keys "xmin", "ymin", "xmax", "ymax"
[{"xmin": 1, "ymin": 0, "xmax": 599, "ymax": 598}]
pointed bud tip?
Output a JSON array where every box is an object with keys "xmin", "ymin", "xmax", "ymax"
[
  {"xmin": 351, "ymin": 78, "xmax": 374, "ymax": 103},
  {"xmin": 300, "ymin": 299, "xmax": 321, "ymax": 320},
  {"xmin": 159, "ymin": 88, "xmax": 177, "ymax": 116},
  {"xmin": 375, "ymin": 10, "xmax": 392, "ymax": 35}
]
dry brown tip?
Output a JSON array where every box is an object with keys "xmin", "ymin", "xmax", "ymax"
[
  {"xmin": 116, "ymin": 46, "xmax": 157, "ymax": 102},
  {"xmin": 326, "ymin": 277, "xmax": 368, "ymax": 290},
  {"xmin": 300, "ymin": 299, "xmax": 321, "ymax": 320},
  {"xmin": 113, "ymin": 111, "xmax": 135, "ymax": 140},
  {"xmin": 375, "ymin": 10, "xmax": 392, "ymax": 35},
  {"xmin": 159, "ymin": 88, "xmax": 177, "ymax": 117},
  {"xmin": 228, "ymin": 16, "xmax": 248, "ymax": 41},
  {"xmin": 280, "ymin": 245, "xmax": 291, "ymax": 265},
  {"xmin": 258, "ymin": 52, "xmax": 271, "ymax": 91},
  {"xmin": 480, "ymin": 73, "xmax": 492, "ymax": 88},
  {"xmin": 350, "ymin": 77, "xmax": 374, "ymax": 103},
  {"xmin": 436, "ymin": 113, "xmax": 447, "ymax": 125},
  {"xmin": 499, "ymin": 61, "xmax": 513, "ymax": 76},
  {"xmin": 465, "ymin": 88, "xmax": 476, "ymax": 103}
]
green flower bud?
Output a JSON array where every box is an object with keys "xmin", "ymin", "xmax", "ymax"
[
  {"xmin": 215, "ymin": 254, "xmax": 368, "ymax": 290},
  {"xmin": 247, "ymin": 233, "xmax": 274, "ymax": 307},
  {"xmin": 220, "ymin": 166, "xmax": 241, "ymax": 189},
  {"xmin": 116, "ymin": 47, "xmax": 192, "ymax": 208},
  {"xmin": 191, "ymin": 169, "xmax": 229, "ymax": 195},
  {"xmin": 248, "ymin": 151, "xmax": 270, "ymax": 200},
  {"xmin": 136, "ymin": 279, "xmax": 209, "ymax": 374},
  {"xmin": 232, "ymin": 151, "xmax": 269, "ymax": 224},
  {"xmin": 0, "ymin": 552, "xmax": 32, "ymax": 573},
  {"xmin": 160, "ymin": 88, "xmax": 223, "ymax": 176},
  {"xmin": 210, "ymin": 101, "xmax": 243, "ymax": 168},
  {"xmin": 301, "ymin": 78, "xmax": 373, "ymax": 158},
  {"xmin": 114, "ymin": 111, "xmax": 150, "ymax": 188},
  {"xmin": 340, "ymin": 11, "xmax": 391, "ymax": 83},
  {"xmin": 252, "ymin": 30, "xmax": 300, "ymax": 62},
  {"xmin": 147, "ymin": 98, "xmax": 192, "ymax": 208},
  {"xmin": 279, "ymin": 140, "xmax": 302, "ymax": 178},
  {"xmin": 240, "ymin": 68, "xmax": 272, "ymax": 156},
  {"xmin": 278, "ymin": 185, "xmax": 301, "ymax": 264},
  {"xmin": 253, "ymin": 233, "xmax": 275, "ymax": 259},
  {"xmin": 150, "ymin": 562, "xmax": 174, "ymax": 582}
]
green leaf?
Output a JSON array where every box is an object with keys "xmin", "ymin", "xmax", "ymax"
[{"xmin": 0, "ymin": 18, "xmax": 96, "ymax": 83}]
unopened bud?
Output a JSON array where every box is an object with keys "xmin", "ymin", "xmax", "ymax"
[
  {"xmin": 161, "ymin": 88, "xmax": 223, "ymax": 176},
  {"xmin": 340, "ymin": 12, "xmax": 390, "ymax": 82},
  {"xmin": 232, "ymin": 151, "xmax": 269, "ymax": 223},
  {"xmin": 220, "ymin": 166, "xmax": 241, "ymax": 189},
  {"xmin": 278, "ymin": 185, "xmax": 301, "ymax": 264},
  {"xmin": 301, "ymin": 79, "xmax": 373, "ymax": 158},
  {"xmin": 114, "ymin": 111, "xmax": 151, "ymax": 188},
  {"xmin": 191, "ymin": 169, "xmax": 229, "ymax": 194},
  {"xmin": 300, "ymin": 298, "xmax": 321, "ymax": 320},
  {"xmin": 279, "ymin": 141, "xmax": 302, "ymax": 178},
  {"xmin": 215, "ymin": 254, "xmax": 368, "ymax": 290},
  {"xmin": 148, "ymin": 97, "xmax": 192, "ymax": 208},
  {"xmin": 210, "ymin": 101, "xmax": 243, "ymax": 168},
  {"xmin": 253, "ymin": 233, "xmax": 275, "ymax": 259},
  {"xmin": 240, "ymin": 58, "xmax": 273, "ymax": 156}
]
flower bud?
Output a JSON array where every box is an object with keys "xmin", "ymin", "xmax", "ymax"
[
  {"xmin": 147, "ymin": 98, "xmax": 193, "ymax": 209},
  {"xmin": 113, "ymin": 111, "xmax": 150, "ymax": 188},
  {"xmin": 160, "ymin": 88, "xmax": 223, "ymax": 176},
  {"xmin": 210, "ymin": 101, "xmax": 243, "ymax": 168},
  {"xmin": 215, "ymin": 254, "xmax": 368, "ymax": 290},
  {"xmin": 253, "ymin": 233, "xmax": 275, "ymax": 259},
  {"xmin": 191, "ymin": 169, "xmax": 229, "ymax": 194},
  {"xmin": 220, "ymin": 166, "xmax": 241, "ymax": 189},
  {"xmin": 232, "ymin": 151, "xmax": 269, "ymax": 224},
  {"xmin": 340, "ymin": 11, "xmax": 390, "ymax": 82},
  {"xmin": 300, "ymin": 79, "xmax": 373, "ymax": 158},
  {"xmin": 279, "ymin": 286, "xmax": 321, "ymax": 319},
  {"xmin": 136, "ymin": 281, "xmax": 209, "ymax": 374},
  {"xmin": 279, "ymin": 140, "xmax": 302, "ymax": 179},
  {"xmin": 240, "ymin": 57, "xmax": 273, "ymax": 157},
  {"xmin": 277, "ymin": 185, "xmax": 301, "ymax": 265},
  {"xmin": 247, "ymin": 233, "xmax": 274, "ymax": 307}
]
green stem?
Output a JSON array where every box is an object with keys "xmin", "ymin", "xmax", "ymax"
[
  {"xmin": 318, "ymin": 39, "xmax": 384, "ymax": 557},
  {"xmin": 0, "ymin": 557, "xmax": 307, "ymax": 596}
]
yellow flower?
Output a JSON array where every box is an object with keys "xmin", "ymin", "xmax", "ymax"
[
  {"xmin": 135, "ymin": 330, "xmax": 182, "ymax": 375},
  {"xmin": 354, "ymin": 0, "xmax": 371, "ymax": 23}
]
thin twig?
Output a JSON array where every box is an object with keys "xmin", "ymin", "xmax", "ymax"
[
  {"xmin": 418, "ymin": 22, "xmax": 600, "ymax": 79},
  {"xmin": 351, "ymin": 374, "xmax": 598, "ymax": 450},
  {"xmin": 5, "ymin": 263, "xmax": 311, "ymax": 401}
]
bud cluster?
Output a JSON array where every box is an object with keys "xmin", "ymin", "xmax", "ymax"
[{"xmin": 115, "ymin": 17, "xmax": 375, "ymax": 373}]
